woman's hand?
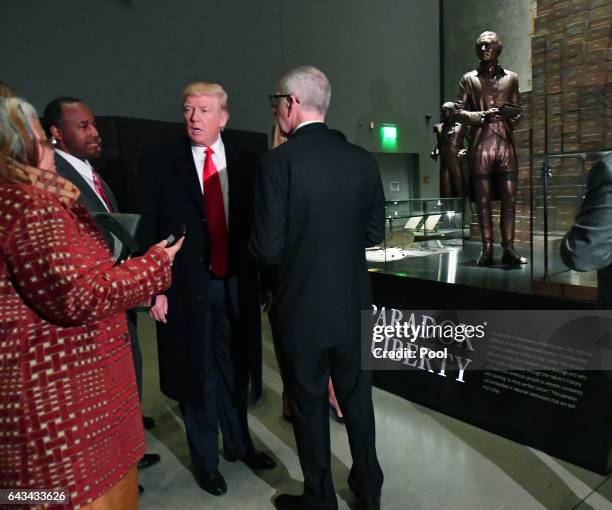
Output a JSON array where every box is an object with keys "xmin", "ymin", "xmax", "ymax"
[
  {"xmin": 149, "ymin": 295, "xmax": 169, "ymax": 323},
  {"xmin": 148, "ymin": 237, "xmax": 184, "ymax": 323},
  {"xmin": 155, "ymin": 236, "xmax": 185, "ymax": 265}
]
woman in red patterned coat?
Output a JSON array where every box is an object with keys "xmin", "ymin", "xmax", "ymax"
[{"xmin": 0, "ymin": 97, "xmax": 183, "ymax": 509}]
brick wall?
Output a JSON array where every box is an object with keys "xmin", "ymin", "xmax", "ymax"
[{"xmin": 532, "ymin": 0, "xmax": 612, "ymax": 237}]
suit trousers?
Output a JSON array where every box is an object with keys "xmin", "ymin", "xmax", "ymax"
[
  {"xmin": 280, "ymin": 342, "xmax": 384, "ymax": 509},
  {"xmin": 179, "ymin": 277, "xmax": 253, "ymax": 472}
]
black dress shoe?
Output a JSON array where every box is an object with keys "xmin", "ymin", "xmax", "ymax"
[
  {"xmin": 143, "ymin": 416, "xmax": 156, "ymax": 430},
  {"xmin": 357, "ymin": 495, "xmax": 381, "ymax": 510},
  {"xmin": 274, "ymin": 493, "xmax": 306, "ymax": 510},
  {"xmin": 225, "ymin": 450, "xmax": 276, "ymax": 470},
  {"xmin": 501, "ymin": 247, "xmax": 527, "ymax": 265},
  {"xmin": 137, "ymin": 453, "xmax": 161, "ymax": 470},
  {"xmin": 196, "ymin": 469, "xmax": 227, "ymax": 496}
]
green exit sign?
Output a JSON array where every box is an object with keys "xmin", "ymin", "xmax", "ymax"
[
  {"xmin": 380, "ymin": 123, "xmax": 398, "ymax": 151},
  {"xmin": 381, "ymin": 124, "xmax": 397, "ymax": 141}
]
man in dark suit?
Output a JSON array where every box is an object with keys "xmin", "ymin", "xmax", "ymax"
[
  {"xmin": 561, "ymin": 153, "xmax": 612, "ymax": 305},
  {"xmin": 42, "ymin": 97, "xmax": 161, "ymax": 477},
  {"xmin": 251, "ymin": 66, "xmax": 385, "ymax": 510},
  {"xmin": 136, "ymin": 82, "xmax": 275, "ymax": 497}
]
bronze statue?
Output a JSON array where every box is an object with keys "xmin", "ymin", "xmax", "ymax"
[
  {"xmin": 431, "ymin": 101, "xmax": 467, "ymax": 198},
  {"xmin": 456, "ymin": 31, "xmax": 526, "ymax": 266}
]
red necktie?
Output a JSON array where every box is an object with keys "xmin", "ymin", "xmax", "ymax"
[
  {"xmin": 92, "ymin": 171, "xmax": 114, "ymax": 212},
  {"xmin": 203, "ymin": 147, "xmax": 228, "ymax": 277}
]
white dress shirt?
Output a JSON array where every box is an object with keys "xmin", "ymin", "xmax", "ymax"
[
  {"xmin": 55, "ymin": 149, "xmax": 111, "ymax": 212},
  {"xmin": 294, "ymin": 120, "xmax": 324, "ymax": 133},
  {"xmin": 191, "ymin": 136, "xmax": 229, "ymax": 226}
]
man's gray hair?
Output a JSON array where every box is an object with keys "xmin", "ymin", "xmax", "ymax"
[{"xmin": 279, "ymin": 66, "xmax": 331, "ymax": 114}]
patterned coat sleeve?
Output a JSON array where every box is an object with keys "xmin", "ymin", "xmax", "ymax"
[{"xmin": 3, "ymin": 187, "xmax": 172, "ymax": 326}]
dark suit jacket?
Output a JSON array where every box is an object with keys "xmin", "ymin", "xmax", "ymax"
[
  {"xmin": 250, "ymin": 122, "xmax": 385, "ymax": 352},
  {"xmin": 136, "ymin": 137, "xmax": 261, "ymax": 402},
  {"xmin": 54, "ymin": 152, "xmax": 119, "ymax": 249},
  {"xmin": 561, "ymin": 153, "xmax": 612, "ymax": 305}
]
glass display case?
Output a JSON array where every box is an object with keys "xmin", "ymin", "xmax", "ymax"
[
  {"xmin": 530, "ymin": 150, "xmax": 612, "ymax": 294},
  {"xmin": 366, "ymin": 197, "xmax": 467, "ymax": 270}
]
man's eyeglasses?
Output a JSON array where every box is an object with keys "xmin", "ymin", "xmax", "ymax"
[{"xmin": 268, "ymin": 94, "xmax": 292, "ymax": 108}]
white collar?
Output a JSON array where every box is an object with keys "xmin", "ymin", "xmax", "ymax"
[
  {"xmin": 191, "ymin": 135, "xmax": 224, "ymax": 154},
  {"xmin": 56, "ymin": 149, "xmax": 92, "ymax": 172},
  {"xmin": 294, "ymin": 120, "xmax": 324, "ymax": 133},
  {"xmin": 55, "ymin": 149, "xmax": 111, "ymax": 211}
]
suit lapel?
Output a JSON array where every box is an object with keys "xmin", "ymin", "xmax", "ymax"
[
  {"xmin": 225, "ymin": 140, "xmax": 244, "ymax": 235},
  {"xmin": 54, "ymin": 153, "xmax": 108, "ymax": 212},
  {"xmin": 179, "ymin": 139, "xmax": 205, "ymax": 217},
  {"xmin": 225, "ymin": 141, "xmax": 239, "ymax": 198}
]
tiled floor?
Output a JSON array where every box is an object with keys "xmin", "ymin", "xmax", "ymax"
[{"xmin": 136, "ymin": 313, "xmax": 612, "ymax": 510}]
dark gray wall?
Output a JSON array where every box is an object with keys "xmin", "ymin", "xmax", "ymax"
[
  {"xmin": 3, "ymin": 0, "xmax": 280, "ymax": 133},
  {"xmin": 278, "ymin": 1, "xmax": 441, "ymax": 196},
  {"xmin": 374, "ymin": 153, "xmax": 419, "ymax": 202},
  {"xmin": 442, "ymin": 0, "xmax": 534, "ymax": 103},
  {"xmin": 3, "ymin": 0, "xmax": 440, "ymax": 196}
]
